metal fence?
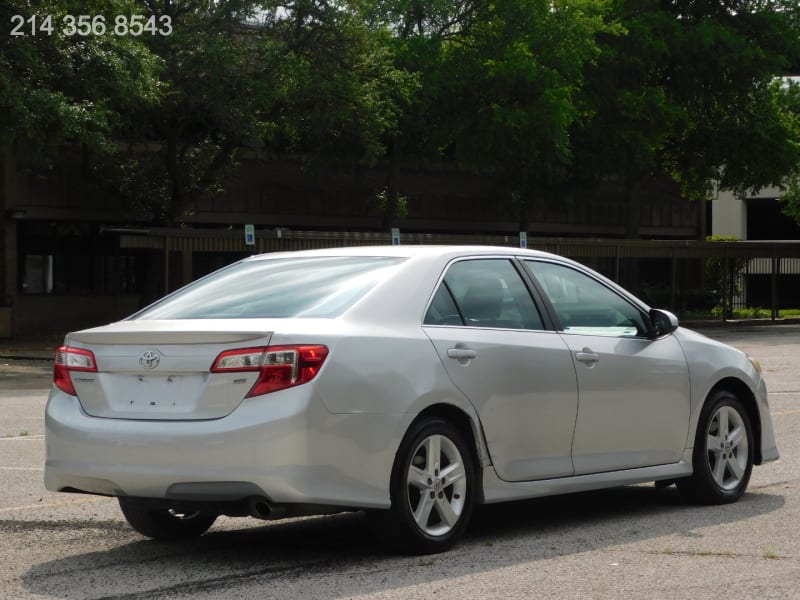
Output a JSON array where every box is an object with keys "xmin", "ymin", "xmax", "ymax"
[
  {"xmin": 528, "ymin": 238, "xmax": 800, "ymax": 319},
  {"xmin": 121, "ymin": 228, "xmax": 800, "ymax": 320}
]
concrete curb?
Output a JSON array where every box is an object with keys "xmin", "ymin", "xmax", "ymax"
[{"xmin": 0, "ymin": 354, "xmax": 54, "ymax": 362}]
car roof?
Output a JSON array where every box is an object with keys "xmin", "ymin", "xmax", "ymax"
[{"xmin": 245, "ymin": 245, "xmax": 559, "ymax": 261}]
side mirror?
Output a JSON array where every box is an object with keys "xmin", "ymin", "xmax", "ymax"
[{"xmin": 649, "ymin": 309, "xmax": 679, "ymax": 338}]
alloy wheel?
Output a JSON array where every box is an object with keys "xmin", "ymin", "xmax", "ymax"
[
  {"xmin": 405, "ymin": 434, "xmax": 468, "ymax": 537},
  {"xmin": 705, "ymin": 404, "xmax": 749, "ymax": 491}
]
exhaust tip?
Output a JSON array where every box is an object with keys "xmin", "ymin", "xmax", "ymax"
[{"xmin": 248, "ymin": 497, "xmax": 273, "ymax": 520}]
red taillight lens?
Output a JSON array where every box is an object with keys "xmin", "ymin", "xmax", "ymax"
[
  {"xmin": 211, "ymin": 345, "xmax": 329, "ymax": 397},
  {"xmin": 53, "ymin": 346, "xmax": 98, "ymax": 396}
]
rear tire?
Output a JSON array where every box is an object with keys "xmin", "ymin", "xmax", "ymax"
[
  {"xmin": 677, "ymin": 390, "xmax": 754, "ymax": 504},
  {"xmin": 119, "ymin": 498, "xmax": 216, "ymax": 540},
  {"xmin": 369, "ymin": 417, "xmax": 475, "ymax": 554}
]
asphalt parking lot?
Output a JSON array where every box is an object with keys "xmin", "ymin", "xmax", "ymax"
[{"xmin": 1, "ymin": 325, "xmax": 799, "ymax": 599}]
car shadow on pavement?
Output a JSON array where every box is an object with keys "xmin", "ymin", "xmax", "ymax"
[{"xmin": 20, "ymin": 485, "xmax": 784, "ymax": 599}]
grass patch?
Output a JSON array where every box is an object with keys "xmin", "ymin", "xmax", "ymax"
[
  {"xmin": 418, "ymin": 558, "xmax": 436, "ymax": 567},
  {"xmin": 681, "ymin": 307, "xmax": 800, "ymax": 320},
  {"xmin": 763, "ymin": 550, "xmax": 781, "ymax": 560}
]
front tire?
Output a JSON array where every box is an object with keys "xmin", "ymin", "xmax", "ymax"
[
  {"xmin": 677, "ymin": 391, "xmax": 754, "ymax": 504},
  {"xmin": 119, "ymin": 498, "xmax": 216, "ymax": 540},
  {"xmin": 370, "ymin": 417, "xmax": 475, "ymax": 554}
]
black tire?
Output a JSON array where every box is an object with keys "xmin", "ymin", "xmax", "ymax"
[
  {"xmin": 369, "ymin": 417, "xmax": 475, "ymax": 554},
  {"xmin": 119, "ymin": 498, "xmax": 216, "ymax": 540},
  {"xmin": 677, "ymin": 390, "xmax": 754, "ymax": 505}
]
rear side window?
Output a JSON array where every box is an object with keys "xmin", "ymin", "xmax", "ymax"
[
  {"xmin": 134, "ymin": 256, "xmax": 405, "ymax": 319},
  {"xmin": 425, "ymin": 259, "xmax": 544, "ymax": 330}
]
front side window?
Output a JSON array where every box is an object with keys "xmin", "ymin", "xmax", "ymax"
[
  {"xmin": 424, "ymin": 259, "xmax": 544, "ymax": 330},
  {"xmin": 134, "ymin": 256, "xmax": 405, "ymax": 319},
  {"xmin": 525, "ymin": 260, "xmax": 648, "ymax": 337}
]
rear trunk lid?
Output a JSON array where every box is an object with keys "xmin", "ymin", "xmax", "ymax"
[{"xmin": 65, "ymin": 320, "xmax": 273, "ymax": 420}]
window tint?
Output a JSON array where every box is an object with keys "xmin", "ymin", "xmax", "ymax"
[
  {"xmin": 525, "ymin": 260, "xmax": 647, "ymax": 337},
  {"xmin": 424, "ymin": 283, "xmax": 464, "ymax": 326},
  {"xmin": 134, "ymin": 256, "xmax": 404, "ymax": 319},
  {"xmin": 425, "ymin": 259, "xmax": 543, "ymax": 330}
]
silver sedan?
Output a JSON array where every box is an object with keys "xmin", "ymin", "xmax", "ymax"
[{"xmin": 44, "ymin": 246, "xmax": 779, "ymax": 553}]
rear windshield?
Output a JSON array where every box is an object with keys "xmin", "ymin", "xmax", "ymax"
[{"xmin": 133, "ymin": 256, "xmax": 405, "ymax": 319}]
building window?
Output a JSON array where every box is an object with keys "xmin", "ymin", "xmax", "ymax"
[
  {"xmin": 18, "ymin": 222, "xmax": 144, "ymax": 296},
  {"xmin": 22, "ymin": 255, "xmax": 54, "ymax": 294}
]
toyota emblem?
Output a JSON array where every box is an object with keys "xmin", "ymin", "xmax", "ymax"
[{"xmin": 139, "ymin": 350, "xmax": 161, "ymax": 369}]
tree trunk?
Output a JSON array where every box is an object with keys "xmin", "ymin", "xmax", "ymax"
[
  {"xmin": 165, "ymin": 132, "xmax": 182, "ymax": 225},
  {"xmin": 381, "ymin": 160, "xmax": 401, "ymax": 230},
  {"xmin": 624, "ymin": 178, "xmax": 641, "ymax": 239},
  {"xmin": 518, "ymin": 194, "xmax": 531, "ymax": 233}
]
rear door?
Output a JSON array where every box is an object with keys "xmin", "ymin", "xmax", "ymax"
[
  {"xmin": 523, "ymin": 260, "xmax": 690, "ymax": 475},
  {"xmin": 423, "ymin": 258, "xmax": 579, "ymax": 482}
]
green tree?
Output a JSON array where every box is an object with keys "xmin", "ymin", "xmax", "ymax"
[
  {"xmin": 572, "ymin": 0, "xmax": 800, "ymax": 237},
  {"xmin": 373, "ymin": 0, "xmax": 615, "ymax": 229},
  {"xmin": 0, "ymin": 0, "xmax": 162, "ymax": 157},
  {"xmin": 108, "ymin": 0, "xmax": 417, "ymax": 223},
  {"xmin": 3, "ymin": 0, "xmax": 414, "ymax": 224},
  {"xmin": 777, "ymin": 79, "xmax": 800, "ymax": 225},
  {"xmin": 105, "ymin": 0, "xmax": 288, "ymax": 222},
  {"xmin": 665, "ymin": 1, "xmax": 800, "ymax": 202}
]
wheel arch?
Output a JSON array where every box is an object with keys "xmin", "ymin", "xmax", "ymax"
[
  {"xmin": 707, "ymin": 377, "xmax": 763, "ymax": 464},
  {"xmin": 404, "ymin": 403, "xmax": 486, "ymax": 504}
]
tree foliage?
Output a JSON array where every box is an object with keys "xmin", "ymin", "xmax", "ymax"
[
  {"xmin": 573, "ymin": 0, "xmax": 800, "ymax": 235},
  {"xmin": 4, "ymin": 0, "xmax": 800, "ymax": 230},
  {"xmin": 369, "ymin": 0, "xmax": 615, "ymax": 227},
  {"xmin": 1, "ymin": 0, "xmax": 162, "ymax": 156},
  {"xmin": 100, "ymin": 0, "xmax": 416, "ymax": 222},
  {"xmin": 777, "ymin": 80, "xmax": 800, "ymax": 223}
]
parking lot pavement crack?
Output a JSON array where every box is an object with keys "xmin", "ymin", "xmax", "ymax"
[
  {"xmin": 638, "ymin": 548, "xmax": 799, "ymax": 561},
  {"xmin": 88, "ymin": 563, "xmax": 319, "ymax": 600},
  {"xmin": 748, "ymin": 479, "xmax": 795, "ymax": 491},
  {"xmin": 0, "ymin": 518, "xmax": 131, "ymax": 535}
]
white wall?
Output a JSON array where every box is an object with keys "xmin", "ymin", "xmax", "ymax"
[{"xmin": 711, "ymin": 185, "xmax": 783, "ymax": 240}]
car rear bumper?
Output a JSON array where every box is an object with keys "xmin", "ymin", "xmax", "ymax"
[{"xmin": 45, "ymin": 386, "xmax": 406, "ymax": 510}]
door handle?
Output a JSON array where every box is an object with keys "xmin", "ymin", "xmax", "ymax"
[
  {"xmin": 575, "ymin": 349, "xmax": 600, "ymax": 364},
  {"xmin": 447, "ymin": 348, "xmax": 477, "ymax": 361}
]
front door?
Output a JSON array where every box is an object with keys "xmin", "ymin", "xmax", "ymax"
[{"xmin": 524, "ymin": 259, "xmax": 691, "ymax": 475}]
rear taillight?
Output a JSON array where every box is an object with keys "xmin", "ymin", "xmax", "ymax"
[
  {"xmin": 54, "ymin": 346, "xmax": 98, "ymax": 396},
  {"xmin": 211, "ymin": 345, "xmax": 329, "ymax": 397}
]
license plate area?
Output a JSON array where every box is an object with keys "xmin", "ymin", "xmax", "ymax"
[
  {"xmin": 110, "ymin": 373, "xmax": 206, "ymax": 415},
  {"xmin": 74, "ymin": 370, "xmax": 250, "ymax": 420}
]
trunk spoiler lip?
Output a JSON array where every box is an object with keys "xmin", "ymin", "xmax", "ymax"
[
  {"xmin": 67, "ymin": 329, "xmax": 273, "ymax": 347},
  {"xmin": 64, "ymin": 317, "xmax": 342, "ymax": 346}
]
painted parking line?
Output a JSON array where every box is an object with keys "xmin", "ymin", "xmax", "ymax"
[
  {"xmin": 0, "ymin": 435, "xmax": 44, "ymax": 441},
  {"xmin": 0, "ymin": 466, "xmax": 43, "ymax": 471}
]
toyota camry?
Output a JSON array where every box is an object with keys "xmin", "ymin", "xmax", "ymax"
[{"xmin": 44, "ymin": 246, "xmax": 778, "ymax": 553}]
